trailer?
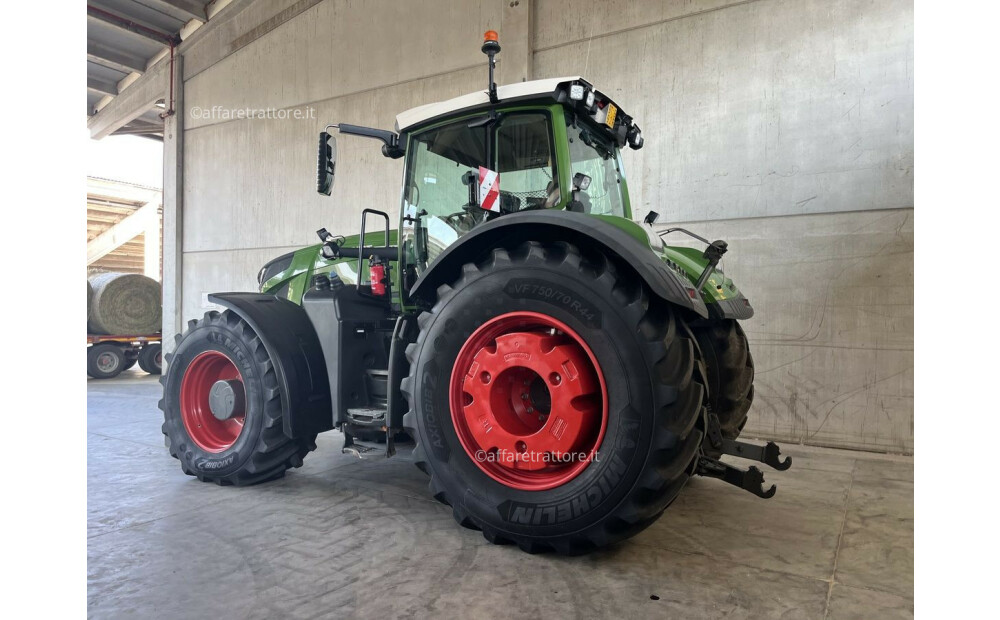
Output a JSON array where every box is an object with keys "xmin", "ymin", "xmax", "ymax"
[{"xmin": 87, "ymin": 333, "xmax": 162, "ymax": 379}]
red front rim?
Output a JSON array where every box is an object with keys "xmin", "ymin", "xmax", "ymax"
[
  {"xmin": 180, "ymin": 351, "xmax": 246, "ymax": 453},
  {"xmin": 449, "ymin": 311, "xmax": 608, "ymax": 491}
]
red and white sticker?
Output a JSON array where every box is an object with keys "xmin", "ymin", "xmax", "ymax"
[{"xmin": 478, "ymin": 166, "xmax": 500, "ymax": 212}]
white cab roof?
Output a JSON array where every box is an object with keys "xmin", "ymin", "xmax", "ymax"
[{"xmin": 395, "ymin": 76, "xmax": 581, "ymax": 132}]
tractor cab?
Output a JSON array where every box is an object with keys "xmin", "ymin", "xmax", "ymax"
[
  {"xmin": 394, "ymin": 75, "xmax": 642, "ymax": 272},
  {"xmin": 315, "ymin": 32, "xmax": 645, "ymax": 292}
]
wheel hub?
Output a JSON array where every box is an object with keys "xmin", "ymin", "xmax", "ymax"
[
  {"xmin": 450, "ymin": 312, "xmax": 608, "ymax": 491},
  {"xmin": 209, "ymin": 380, "xmax": 246, "ymax": 421},
  {"xmin": 96, "ymin": 352, "xmax": 119, "ymax": 373},
  {"xmin": 180, "ymin": 351, "xmax": 246, "ymax": 453}
]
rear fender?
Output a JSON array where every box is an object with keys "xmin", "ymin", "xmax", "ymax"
[{"xmin": 207, "ymin": 293, "xmax": 333, "ymax": 438}]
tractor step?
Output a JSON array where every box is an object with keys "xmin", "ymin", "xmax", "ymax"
[
  {"xmin": 695, "ymin": 438, "xmax": 792, "ymax": 499},
  {"xmin": 346, "ymin": 406, "xmax": 388, "ymax": 425},
  {"xmin": 341, "ymin": 426, "xmax": 395, "ymax": 459}
]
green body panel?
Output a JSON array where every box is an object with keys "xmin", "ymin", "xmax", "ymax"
[
  {"xmin": 262, "ymin": 103, "xmax": 738, "ymax": 311},
  {"xmin": 261, "ymin": 229, "xmax": 400, "ymax": 305},
  {"xmin": 589, "ymin": 215, "xmax": 740, "ymax": 303},
  {"xmin": 661, "ymin": 245, "xmax": 741, "ymax": 303}
]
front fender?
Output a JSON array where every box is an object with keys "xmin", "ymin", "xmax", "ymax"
[
  {"xmin": 207, "ymin": 293, "xmax": 333, "ymax": 438},
  {"xmin": 409, "ymin": 210, "xmax": 708, "ymax": 318}
]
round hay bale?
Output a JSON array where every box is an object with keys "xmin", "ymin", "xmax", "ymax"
[
  {"xmin": 88, "ymin": 272, "xmax": 162, "ymax": 335},
  {"xmin": 87, "ymin": 280, "xmax": 94, "ymax": 325}
]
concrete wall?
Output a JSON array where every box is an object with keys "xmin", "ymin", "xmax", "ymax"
[{"xmin": 171, "ymin": 0, "xmax": 913, "ymax": 453}]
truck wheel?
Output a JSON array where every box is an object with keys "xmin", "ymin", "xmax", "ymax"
[
  {"xmin": 159, "ymin": 310, "xmax": 317, "ymax": 485},
  {"xmin": 402, "ymin": 242, "xmax": 706, "ymax": 553},
  {"xmin": 138, "ymin": 343, "xmax": 162, "ymax": 374},
  {"xmin": 692, "ymin": 320, "xmax": 754, "ymax": 439},
  {"xmin": 88, "ymin": 344, "xmax": 126, "ymax": 379}
]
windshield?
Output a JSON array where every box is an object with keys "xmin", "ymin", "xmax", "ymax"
[
  {"xmin": 567, "ymin": 120, "xmax": 625, "ymax": 217},
  {"xmin": 401, "ymin": 120, "xmax": 488, "ymax": 268},
  {"xmin": 401, "ymin": 113, "xmax": 559, "ymax": 272}
]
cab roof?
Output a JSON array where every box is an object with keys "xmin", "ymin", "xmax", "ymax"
[{"xmin": 395, "ymin": 76, "xmax": 582, "ymax": 133}]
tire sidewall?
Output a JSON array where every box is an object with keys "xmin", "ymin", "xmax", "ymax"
[
  {"xmin": 412, "ymin": 261, "xmax": 659, "ymax": 538},
  {"xmin": 163, "ymin": 322, "xmax": 265, "ymax": 477},
  {"xmin": 139, "ymin": 343, "xmax": 163, "ymax": 374},
  {"xmin": 89, "ymin": 344, "xmax": 125, "ymax": 378}
]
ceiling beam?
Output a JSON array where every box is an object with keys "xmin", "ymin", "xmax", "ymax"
[
  {"xmin": 88, "ymin": 56, "xmax": 169, "ymax": 139},
  {"xmin": 114, "ymin": 125, "xmax": 164, "ymax": 136},
  {"xmin": 142, "ymin": 0, "xmax": 207, "ymax": 23},
  {"xmin": 87, "ymin": 77, "xmax": 118, "ymax": 97},
  {"xmin": 86, "ymin": 43, "xmax": 147, "ymax": 74},
  {"xmin": 86, "ymin": 11, "xmax": 173, "ymax": 47}
]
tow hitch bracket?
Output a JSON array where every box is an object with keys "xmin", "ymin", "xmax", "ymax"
[
  {"xmin": 696, "ymin": 436, "xmax": 792, "ymax": 499},
  {"xmin": 696, "ymin": 458, "xmax": 776, "ymax": 499},
  {"xmin": 722, "ymin": 438, "xmax": 792, "ymax": 471}
]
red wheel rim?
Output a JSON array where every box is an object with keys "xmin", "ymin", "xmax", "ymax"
[
  {"xmin": 449, "ymin": 311, "xmax": 608, "ymax": 491},
  {"xmin": 180, "ymin": 351, "xmax": 246, "ymax": 453}
]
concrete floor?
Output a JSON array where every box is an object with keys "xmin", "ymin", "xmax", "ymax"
[{"xmin": 88, "ymin": 371, "xmax": 913, "ymax": 619}]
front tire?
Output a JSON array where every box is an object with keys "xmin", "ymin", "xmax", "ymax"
[
  {"xmin": 159, "ymin": 310, "xmax": 317, "ymax": 485},
  {"xmin": 402, "ymin": 242, "xmax": 706, "ymax": 553}
]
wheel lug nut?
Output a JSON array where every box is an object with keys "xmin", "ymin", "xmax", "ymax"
[
  {"xmin": 481, "ymin": 371, "xmax": 491, "ymax": 383},
  {"xmin": 521, "ymin": 393, "xmax": 528, "ymax": 399}
]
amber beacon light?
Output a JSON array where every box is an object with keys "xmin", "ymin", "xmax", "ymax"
[{"xmin": 482, "ymin": 30, "xmax": 501, "ymax": 102}]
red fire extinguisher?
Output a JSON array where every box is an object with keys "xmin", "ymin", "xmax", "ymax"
[{"xmin": 369, "ymin": 255, "xmax": 387, "ymax": 296}]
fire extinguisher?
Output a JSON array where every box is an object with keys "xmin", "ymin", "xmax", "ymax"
[{"xmin": 369, "ymin": 255, "xmax": 387, "ymax": 296}]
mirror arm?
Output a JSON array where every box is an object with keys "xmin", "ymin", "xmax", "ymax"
[{"xmin": 333, "ymin": 123, "xmax": 405, "ymax": 159}]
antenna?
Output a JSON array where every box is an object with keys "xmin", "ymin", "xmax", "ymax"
[{"xmin": 482, "ymin": 31, "xmax": 501, "ymax": 103}]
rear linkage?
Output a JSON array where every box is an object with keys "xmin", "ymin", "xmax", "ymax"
[{"xmin": 695, "ymin": 412, "xmax": 792, "ymax": 499}]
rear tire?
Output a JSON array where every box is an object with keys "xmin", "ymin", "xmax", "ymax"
[
  {"xmin": 402, "ymin": 241, "xmax": 706, "ymax": 554},
  {"xmin": 159, "ymin": 310, "xmax": 317, "ymax": 485},
  {"xmin": 138, "ymin": 343, "xmax": 162, "ymax": 374},
  {"xmin": 87, "ymin": 344, "xmax": 125, "ymax": 379},
  {"xmin": 692, "ymin": 320, "xmax": 754, "ymax": 439}
]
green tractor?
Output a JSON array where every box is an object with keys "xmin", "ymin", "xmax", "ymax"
[{"xmin": 160, "ymin": 32, "xmax": 790, "ymax": 554}]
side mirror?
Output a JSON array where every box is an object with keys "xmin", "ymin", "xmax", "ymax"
[
  {"xmin": 567, "ymin": 172, "xmax": 592, "ymax": 213},
  {"xmin": 317, "ymin": 131, "xmax": 337, "ymax": 196},
  {"xmin": 644, "ymin": 210, "xmax": 659, "ymax": 226}
]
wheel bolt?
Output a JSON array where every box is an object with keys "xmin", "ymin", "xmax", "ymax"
[{"xmin": 481, "ymin": 371, "xmax": 491, "ymax": 383}]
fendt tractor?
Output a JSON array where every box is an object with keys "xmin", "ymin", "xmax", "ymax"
[{"xmin": 161, "ymin": 32, "xmax": 791, "ymax": 554}]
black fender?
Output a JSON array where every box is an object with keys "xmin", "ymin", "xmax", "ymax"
[
  {"xmin": 408, "ymin": 210, "xmax": 708, "ymax": 317},
  {"xmin": 207, "ymin": 293, "xmax": 333, "ymax": 438}
]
